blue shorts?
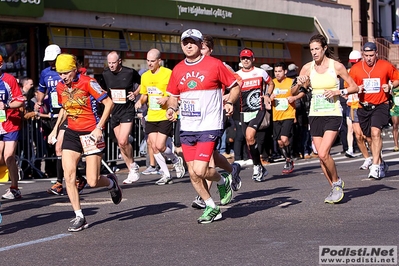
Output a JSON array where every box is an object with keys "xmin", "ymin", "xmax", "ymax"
[{"xmin": 0, "ymin": 130, "xmax": 19, "ymax": 141}]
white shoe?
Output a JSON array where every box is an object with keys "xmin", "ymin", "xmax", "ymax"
[
  {"xmin": 359, "ymin": 157, "xmax": 372, "ymax": 170},
  {"xmin": 155, "ymin": 174, "xmax": 173, "ymax": 185},
  {"xmin": 379, "ymin": 161, "xmax": 389, "ymax": 178},
  {"xmin": 173, "ymin": 156, "xmax": 185, "ymax": 178},
  {"xmin": 243, "ymin": 159, "xmax": 253, "ymax": 167},
  {"xmin": 123, "ymin": 163, "xmax": 140, "ymax": 184},
  {"xmin": 368, "ymin": 164, "xmax": 380, "ymax": 179},
  {"xmin": 234, "ymin": 160, "xmax": 245, "ymax": 167}
]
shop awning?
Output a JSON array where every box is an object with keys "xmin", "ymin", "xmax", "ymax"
[{"xmin": 314, "ymin": 17, "xmax": 340, "ymax": 45}]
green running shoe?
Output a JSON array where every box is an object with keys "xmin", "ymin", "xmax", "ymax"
[
  {"xmin": 197, "ymin": 205, "xmax": 222, "ymax": 224},
  {"xmin": 217, "ymin": 172, "xmax": 233, "ymax": 205}
]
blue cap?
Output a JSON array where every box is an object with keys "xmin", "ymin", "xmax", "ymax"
[{"xmin": 363, "ymin": 42, "xmax": 377, "ymax": 52}]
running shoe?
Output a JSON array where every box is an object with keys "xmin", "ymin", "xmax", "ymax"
[
  {"xmin": 324, "ymin": 184, "xmax": 344, "ymax": 204},
  {"xmin": 231, "ymin": 163, "xmax": 242, "ymax": 191},
  {"xmin": 345, "ymin": 150, "xmax": 355, "ymax": 158},
  {"xmin": 123, "ymin": 162, "xmax": 140, "ymax": 184},
  {"xmin": 359, "ymin": 157, "xmax": 372, "ymax": 170},
  {"xmin": 252, "ymin": 165, "xmax": 268, "ymax": 182},
  {"xmin": 142, "ymin": 165, "xmax": 159, "ymax": 175},
  {"xmin": 77, "ymin": 178, "xmax": 87, "ymax": 194},
  {"xmin": 155, "ymin": 174, "xmax": 173, "ymax": 185},
  {"xmin": 2, "ymin": 188, "xmax": 22, "ymax": 199},
  {"xmin": 47, "ymin": 182, "xmax": 63, "ymax": 195},
  {"xmin": 368, "ymin": 164, "xmax": 380, "ymax": 179},
  {"xmin": 197, "ymin": 205, "xmax": 222, "ymax": 224},
  {"xmin": 108, "ymin": 174, "xmax": 122, "ymax": 204},
  {"xmin": 173, "ymin": 156, "xmax": 185, "ymax": 178},
  {"xmin": 379, "ymin": 161, "xmax": 389, "ymax": 178},
  {"xmin": 192, "ymin": 196, "xmax": 206, "ymax": 209},
  {"xmin": 393, "ymin": 146, "xmax": 399, "ymax": 152},
  {"xmin": 68, "ymin": 216, "xmax": 89, "ymax": 232},
  {"xmin": 217, "ymin": 172, "xmax": 233, "ymax": 205},
  {"xmin": 282, "ymin": 160, "xmax": 294, "ymax": 174}
]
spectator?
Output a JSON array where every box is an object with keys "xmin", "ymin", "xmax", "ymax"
[{"xmin": 392, "ymin": 26, "xmax": 399, "ymax": 44}]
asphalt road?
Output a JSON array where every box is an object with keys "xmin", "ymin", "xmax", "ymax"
[{"xmin": 0, "ymin": 135, "xmax": 398, "ymax": 266}]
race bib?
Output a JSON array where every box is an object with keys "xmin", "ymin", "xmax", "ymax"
[
  {"xmin": 0, "ymin": 110, "xmax": 6, "ymax": 123},
  {"xmin": 110, "ymin": 88, "xmax": 127, "ymax": 104},
  {"xmin": 79, "ymin": 134, "xmax": 105, "ymax": 155},
  {"xmin": 273, "ymin": 88, "xmax": 288, "ymax": 96},
  {"xmin": 149, "ymin": 96, "xmax": 162, "ymax": 110},
  {"xmin": 363, "ymin": 78, "xmax": 381, "ymax": 94},
  {"xmin": 275, "ymin": 98, "xmax": 289, "ymax": 111},
  {"xmin": 241, "ymin": 111, "xmax": 258, "ymax": 123},
  {"xmin": 313, "ymin": 93, "xmax": 335, "ymax": 112},
  {"xmin": 394, "ymin": 96, "xmax": 399, "ymax": 106},
  {"xmin": 50, "ymin": 91, "xmax": 61, "ymax": 108},
  {"xmin": 180, "ymin": 99, "xmax": 201, "ymax": 121}
]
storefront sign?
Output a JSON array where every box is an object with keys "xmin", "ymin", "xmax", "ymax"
[
  {"xmin": 84, "ymin": 50, "xmax": 107, "ymax": 75},
  {"xmin": 0, "ymin": 0, "xmax": 44, "ymax": 17}
]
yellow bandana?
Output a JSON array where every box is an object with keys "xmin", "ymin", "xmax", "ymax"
[{"xmin": 56, "ymin": 54, "xmax": 76, "ymax": 73}]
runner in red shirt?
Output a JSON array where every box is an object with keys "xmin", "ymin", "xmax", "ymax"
[
  {"xmin": 0, "ymin": 55, "xmax": 25, "ymax": 200},
  {"xmin": 349, "ymin": 42, "xmax": 399, "ymax": 179}
]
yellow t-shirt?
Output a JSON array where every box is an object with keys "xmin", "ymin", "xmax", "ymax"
[
  {"xmin": 272, "ymin": 77, "xmax": 296, "ymax": 121},
  {"xmin": 140, "ymin": 67, "xmax": 172, "ymax": 122},
  {"xmin": 309, "ymin": 58, "xmax": 341, "ymax": 117}
]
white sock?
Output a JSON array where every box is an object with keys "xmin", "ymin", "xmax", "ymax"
[
  {"xmin": 204, "ymin": 197, "xmax": 216, "ymax": 208},
  {"xmin": 154, "ymin": 152, "xmax": 170, "ymax": 177},
  {"xmin": 74, "ymin": 210, "xmax": 84, "ymax": 218},
  {"xmin": 332, "ymin": 178, "xmax": 342, "ymax": 187}
]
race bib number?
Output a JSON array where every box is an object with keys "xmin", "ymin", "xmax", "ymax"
[
  {"xmin": 79, "ymin": 134, "xmax": 105, "ymax": 155},
  {"xmin": 149, "ymin": 96, "xmax": 162, "ymax": 110},
  {"xmin": 363, "ymin": 78, "xmax": 381, "ymax": 94},
  {"xmin": 110, "ymin": 88, "xmax": 126, "ymax": 104},
  {"xmin": 50, "ymin": 91, "xmax": 61, "ymax": 108},
  {"xmin": 242, "ymin": 111, "xmax": 258, "ymax": 123},
  {"xmin": 394, "ymin": 96, "xmax": 399, "ymax": 106},
  {"xmin": 275, "ymin": 98, "xmax": 289, "ymax": 111},
  {"xmin": 313, "ymin": 94, "xmax": 335, "ymax": 112},
  {"xmin": 180, "ymin": 99, "xmax": 201, "ymax": 121},
  {"xmin": 0, "ymin": 110, "xmax": 6, "ymax": 123}
]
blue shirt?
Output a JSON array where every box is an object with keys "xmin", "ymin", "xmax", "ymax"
[
  {"xmin": 38, "ymin": 66, "xmax": 62, "ymax": 112},
  {"xmin": 392, "ymin": 30, "xmax": 399, "ymax": 44}
]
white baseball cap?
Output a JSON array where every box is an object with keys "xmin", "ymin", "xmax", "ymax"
[
  {"xmin": 349, "ymin": 50, "xmax": 362, "ymax": 63},
  {"xmin": 260, "ymin": 64, "xmax": 273, "ymax": 71},
  {"xmin": 43, "ymin": 44, "xmax": 61, "ymax": 61},
  {"xmin": 288, "ymin": 63, "xmax": 298, "ymax": 71},
  {"xmin": 181, "ymin": 29, "xmax": 203, "ymax": 42}
]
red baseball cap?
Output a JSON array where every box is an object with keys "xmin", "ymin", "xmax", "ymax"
[{"xmin": 240, "ymin": 49, "xmax": 254, "ymax": 58}]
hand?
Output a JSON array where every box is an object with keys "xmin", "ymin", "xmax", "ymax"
[
  {"xmin": 48, "ymin": 130, "xmax": 57, "ymax": 145},
  {"xmin": 287, "ymin": 96, "xmax": 295, "ymax": 104},
  {"xmin": 157, "ymin": 96, "xmax": 169, "ymax": 106},
  {"xmin": 90, "ymin": 128, "xmax": 103, "ymax": 144},
  {"xmin": 382, "ymin": 84, "xmax": 390, "ymax": 93},
  {"xmin": 135, "ymin": 100, "xmax": 142, "ymax": 110},
  {"xmin": 323, "ymin": 89, "xmax": 337, "ymax": 99},
  {"xmin": 24, "ymin": 111, "xmax": 36, "ymax": 120},
  {"xmin": 224, "ymin": 103, "xmax": 233, "ymax": 117},
  {"xmin": 262, "ymin": 95, "xmax": 272, "ymax": 110},
  {"xmin": 127, "ymin": 91, "xmax": 135, "ymax": 101},
  {"xmin": 166, "ymin": 109, "xmax": 177, "ymax": 122}
]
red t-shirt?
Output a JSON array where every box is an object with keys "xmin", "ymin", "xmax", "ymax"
[
  {"xmin": 56, "ymin": 74, "xmax": 108, "ymax": 131},
  {"xmin": 349, "ymin": 60, "xmax": 399, "ymax": 105},
  {"xmin": 0, "ymin": 73, "xmax": 24, "ymax": 134}
]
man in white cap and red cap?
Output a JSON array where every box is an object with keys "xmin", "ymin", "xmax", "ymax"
[{"xmin": 165, "ymin": 29, "xmax": 240, "ymax": 224}]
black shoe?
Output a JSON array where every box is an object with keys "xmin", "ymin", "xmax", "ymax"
[
  {"xmin": 108, "ymin": 174, "xmax": 122, "ymax": 205},
  {"xmin": 68, "ymin": 216, "xmax": 89, "ymax": 232}
]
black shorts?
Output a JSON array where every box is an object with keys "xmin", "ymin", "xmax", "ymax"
[
  {"xmin": 273, "ymin": 119, "xmax": 294, "ymax": 140},
  {"xmin": 145, "ymin": 120, "xmax": 174, "ymax": 137},
  {"xmin": 110, "ymin": 104, "xmax": 135, "ymax": 129},
  {"xmin": 62, "ymin": 128, "xmax": 101, "ymax": 154},
  {"xmin": 309, "ymin": 116, "xmax": 342, "ymax": 137},
  {"xmin": 240, "ymin": 109, "xmax": 266, "ymax": 134},
  {"xmin": 174, "ymin": 120, "xmax": 181, "ymax": 147},
  {"xmin": 358, "ymin": 103, "xmax": 389, "ymax": 137}
]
